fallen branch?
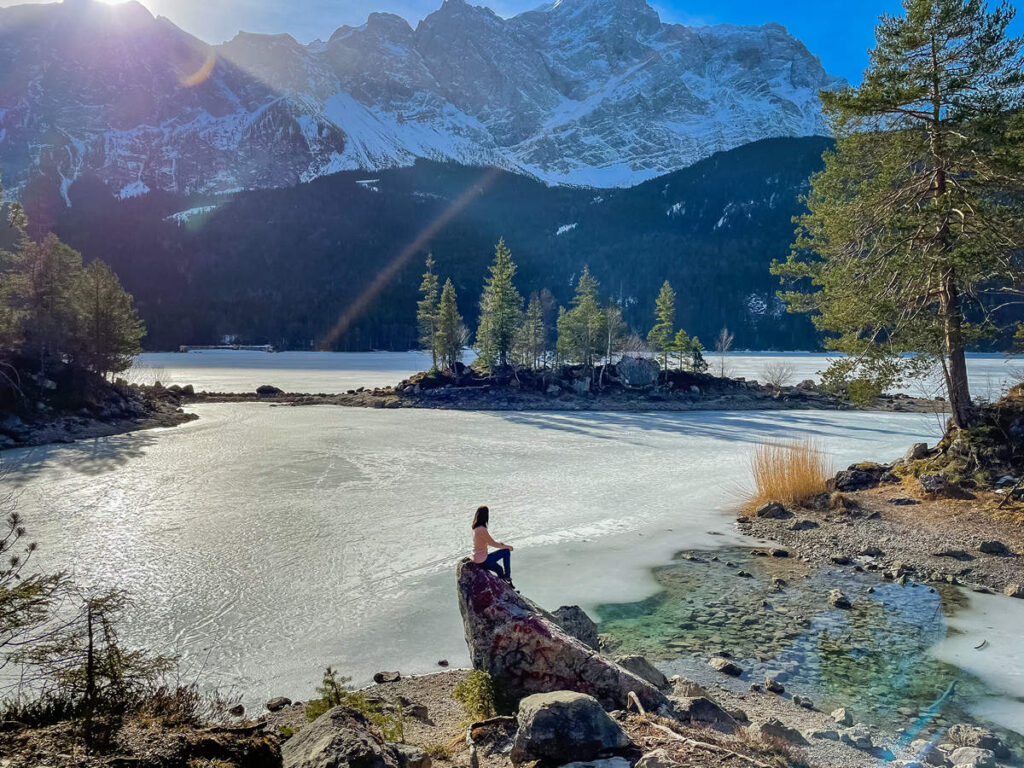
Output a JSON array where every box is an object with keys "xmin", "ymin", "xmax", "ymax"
[
  {"xmin": 628, "ymin": 690, "xmax": 774, "ymax": 768},
  {"xmin": 465, "ymin": 715, "xmax": 516, "ymax": 768}
]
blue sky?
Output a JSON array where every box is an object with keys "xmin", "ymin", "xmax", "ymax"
[{"xmin": 7, "ymin": 0, "xmax": 1023, "ymax": 82}]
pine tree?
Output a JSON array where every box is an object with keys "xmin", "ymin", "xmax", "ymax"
[
  {"xmin": 689, "ymin": 336, "xmax": 708, "ymax": 373},
  {"xmin": 556, "ymin": 267, "xmax": 604, "ymax": 370},
  {"xmin": 514, "ymin": 292, "xmax": 546, "ymax": 369},
  {"xmin": 773, "ymin": 0, "xmax": 1024, "ymax": 427},
  {"xmin": 436, "ymin": 279, "xmax": 466, "ymax": 374},
  {"xmin": 647, "ymin": 280, "xmax": 675, "ymax": 371},
  {"xmin": 670, "ymin": 329, "xmax": 691, "ymax": 371},
  {"xmin": 416, "ymin": 255, "xmax": 440, "ymax": 371},
  {"xmin": 4, "ymin": 234, "xmax": 84, "ymax": 375},
  {"xmin": 475, "ymin": 238, "xmax": 522, "ymax": 372},
  {"xmin": 75, "ymin": 260, "xmax": 145, "ymax": 377}
]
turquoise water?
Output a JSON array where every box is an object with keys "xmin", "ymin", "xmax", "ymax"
[{"xmin": 597, "ymin": 547, "xmax": 1022, "ymax": 749}]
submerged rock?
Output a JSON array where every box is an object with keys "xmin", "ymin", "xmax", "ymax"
[
  {"xmin": 510, "ymin": 691, "xmax": 631, "ymax": 765},
  {"xmin": 828, "ymin": 589, "xmax": 852, "ymax": 609},
  {"xmin": 456, "ymin": 560, "xmax": 667, "ymax": 711}
]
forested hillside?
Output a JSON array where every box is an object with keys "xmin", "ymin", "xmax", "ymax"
[{"xmin": 35, "ymin": 137, "xmax": 834, "ymax": 351}]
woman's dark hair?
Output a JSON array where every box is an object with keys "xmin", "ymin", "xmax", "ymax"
[{"xmin": 472, "ymin": 506, "xmax": 489, "ymax": 529}]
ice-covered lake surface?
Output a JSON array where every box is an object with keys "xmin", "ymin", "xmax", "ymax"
[
  {"xmin": 128, "ymin": 350, "xmax": 1024, "ymax": 401},
  {"xmin": 7, "ymin": 406, "xmax": 942, "ymax": 704},
  {"xmin": 6, "ymin": 350, "xmax": 1024, "ymax": 738}
]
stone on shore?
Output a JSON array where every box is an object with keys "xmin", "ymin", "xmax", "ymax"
[
  {"xmin": 708, "ymin": 657, "xmax": 742, "ymax": 676},
  {"xmin": 756, "ymin": 718, "xmax": 808, "ymax": 745},
  {"xmin": 839, "ymin": 724, "xmax": 874, "ymax": 750},
  {"xmin": 978, "ymin": 540, "xmax": 1011, "ymax": 556},
  {"xmin": 949, "ymin": 746, "xmax": 996, "ymax": 768},
  {"xmin": 613, "ymin": 655, "xmax": 669, "ymax": 690},
  {"xmin": 553, "ymin": 605, "xmax": 600, "ymax": 650},
  {"xmin": 282, "ymin": 706, "xmax": 399, "ymax": 768},
  {"xmin": 668, "ymin": 696, "xmax": 738, "ymax": 734},
  {"xmin": 393, "ymin": 744, "xmax": 431, "ymax": 768},
  {"xmin": 834, "ymin": 469, "xmax": 879, "ymax": 492},
  {"xmin": 633, "ymin": 748, "xmax": 682, "ymax": 768},
  {"xmin": 266, "ymin": 696, "xmax": 292, "ymax": 712},
  {"xmin": 1005, "ymin": 583, "xmax": 1024, "ymax": 598},
  {"xmin": 904, "ymin": 442, "xmax": 929, "ymax": 462},
  {"xmin": 510, "ymin": 691, "xmax": 631, "ymax": 765},
  {"xmin": 831, "ymin": 707, "xmax": 853, "ymax": 726},
  {"xmin": 456, "ymin": 560, "xmax": 667, "ymax": 712},
  {"xmin": 947, "ymin": 724, "xmax": 1009, "ymax": 758},
  {"xmin": 374, "ymin": 671, "xmax": 401, "ymax": 684},
  {"xmin": 256, "ymin": 384, "xmax": 284, "ymax": 396},
  {"xmin": 755, "ymin": 502, "xmax": 790, "ymax": 519}
]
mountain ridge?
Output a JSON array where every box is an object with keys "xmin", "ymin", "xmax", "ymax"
[{"xmin": 0, "ymin": 0, "xmax": 844, "ymax": 198}]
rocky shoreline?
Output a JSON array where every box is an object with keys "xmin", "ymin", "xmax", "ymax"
[{"xmin": 0, "ymin": 380, "xmax": 198, "ymax": 452}]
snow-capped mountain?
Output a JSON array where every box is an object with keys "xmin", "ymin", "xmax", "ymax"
[{"xmin": 0, "ymin": 0, "xmax": 845, "ymax": 198}]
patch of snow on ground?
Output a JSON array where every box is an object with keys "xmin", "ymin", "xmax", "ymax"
[
  {"xmin": 556, "ymin": 222, "xmax": 578, "ymax": 235},
  {"xmin": 117, "ymin": 180, "xmax": 150, "ymax": 199},
  {"xmin": 164, "ymin": 205, "xmax": 217, "ymax": 224}
]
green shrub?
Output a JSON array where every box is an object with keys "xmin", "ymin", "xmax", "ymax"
[
  {"xmin": 303, "ymin": 667, "xmax": 404, "ymax": 741},
  {"xmin": 452, "ymin": 670, "xmax": 496, "ymax": 722}
]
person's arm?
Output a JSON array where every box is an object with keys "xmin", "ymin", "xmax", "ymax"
[{"xmin": 485, "ymin": 529, "xmax": 512, "ymax": 550}]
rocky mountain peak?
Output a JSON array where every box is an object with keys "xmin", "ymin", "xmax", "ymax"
[{"xmin": 0, "ymin": 0, "xmax": 842, "ymax": 197}]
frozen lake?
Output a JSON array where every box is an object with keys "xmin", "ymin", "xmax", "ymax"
[
  {"xmin": 128, "ymin": 350, "xmax": 1024, "ymax": 401},
  {"xmin": 4, "ymin": 405, "xmax": 941, "ymax": 707}
]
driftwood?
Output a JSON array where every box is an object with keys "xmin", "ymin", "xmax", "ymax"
[
  {"xmin": 627, "ymin": 691, "xmax": 774, "ymax": 768},
  {"xmin": 465, "ymin": 715, "xmax": 517, "ymax": 768}
]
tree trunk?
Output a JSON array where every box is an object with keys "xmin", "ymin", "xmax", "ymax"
[{"xmin": 938, "ymin": 270, "xmax": 974, "ymax": 428}]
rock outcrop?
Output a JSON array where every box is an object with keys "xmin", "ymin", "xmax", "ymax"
[
  {"xmin": 457, "ymin": 560, "xmax": 668, "ymax": 712},
  {"xmin": 510, "ymin": 691, "xmax": 631, "ymax": 764},
  {"xmin": 281, "ymin": 706, "xmax": 400, "ymax": 768},
  {"xmin": 552, "ymin": 605, "xmax": 600, "ymax": 650}
]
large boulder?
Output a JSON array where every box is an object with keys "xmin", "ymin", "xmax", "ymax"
[
  {"xmin": 282, "ymin": 706, "xmax": 400, "ymax": 768},
  {"xmin": 510, "ymin": 692, "xmax": 631, "ymax": 764},
  {"xmin": 833, "ymin": 469, "xmax": 879, "ymax": 492},
  {"xmin": 457, "ymin": 560, "xmax": 668, "ymax": 712},
  {"xmin": 615, "ymin": 357, "xmax": 659, "ymax": 391},
  {"xmin": 553, "ymin": 605, "xmax": 600, "ymax": 650},
  {"xmin": 613, "ymin": 656, "xmax": 669, "ymax": 690},
  {"xmin": 668, "ymin": 696, "xmax": 738, "ymax": 733}
]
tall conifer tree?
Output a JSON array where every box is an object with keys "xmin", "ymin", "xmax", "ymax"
[{"xmin": 773, "ymin": 0, "xmax": 1024, "ymax": 427}]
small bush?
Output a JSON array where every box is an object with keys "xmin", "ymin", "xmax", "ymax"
[
  {"xmin": 423, "ymin": 741, "xmax": 453, "ymax": 761},
  {"xmin": 453, "ymin": 670, "xmax": 496, "ymax": 722},
  {"xmin": 748, "ymin": 439, "xmax": 831, "ymax": 511},
  {"xmin": 760, "ymin": 360, "xmax": 795, "ymax": 390},
  {"xmin": 304, "ymin": 667, "xmax": 404, "ymax": 741}
]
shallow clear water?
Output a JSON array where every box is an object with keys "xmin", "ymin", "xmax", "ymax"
[
  {"xmin": 3, "ymin": 404, "xmax": 938, "ymax": 709},
  {"xmin": 127, "ymin": 350, "xmax": 1024, "ymax": 401},
  {"xmin": 596, "ymin": 548, "xmax": 1024, "ymax": 743}
]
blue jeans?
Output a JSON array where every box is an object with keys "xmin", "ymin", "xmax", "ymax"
[{"xmin": 480, "ymin": 548, "xmax": 511, "ymax": 580}]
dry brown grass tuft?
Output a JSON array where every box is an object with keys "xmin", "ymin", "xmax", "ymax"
[{"xmin": 746, "ymin": 439, "xmax": 831, "ymax": 512}]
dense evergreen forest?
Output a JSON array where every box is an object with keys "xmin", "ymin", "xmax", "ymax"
[{"xmin": 19, "ymin": 137, "xmax": 835, "ymax": 351}]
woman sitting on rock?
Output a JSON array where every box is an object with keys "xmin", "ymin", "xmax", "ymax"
[{"xmin": 472, "ymin": 505, "xmax": 514, "ymax": 587}]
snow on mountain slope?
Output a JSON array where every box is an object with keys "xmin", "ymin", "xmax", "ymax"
[{"xmin": 0, "ymin": 0, "xmax": 844, "ymax": 197}]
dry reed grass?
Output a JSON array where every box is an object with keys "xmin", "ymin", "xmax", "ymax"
[{"xmin": 746, "ymin": 438, "xmax": 831, "ymax": 512}]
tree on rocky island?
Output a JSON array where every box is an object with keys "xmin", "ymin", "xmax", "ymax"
[
  {"xmin": 647, "ymin": 280, "xmax": 676, "ymax": 372},
  {"xmin": 773, "ymin": 0, "xmax": 1024, "ymax": 427},
  {"xmin": 556, "ymin": 267, "xmax": 605, "ymax": 372},
  {"xmin": 475, "ymin": 238, "xmax": 523, "ymax": 372},
  {"xmin": 514, "ymin": 292, "xmax": 547, "ymax": 369},
  {"xmin": 416, "ymin": 255, "xmax": 440, "ymax": 371},
  {"xmin": 75, "ymin": 260, "xmax": 145, "ymax": 378},
  {"xmin": 1, "ymin": 232, "xmax": 144, "ymax": 378},
  {"xmin": 436, "ymin": 279, "xmax": 466, "ymax": 375}
]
